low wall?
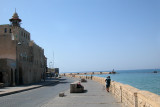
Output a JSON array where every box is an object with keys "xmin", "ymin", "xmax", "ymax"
[{"xmin": 65, "ymin": 75, "xmax": 160, "ymax": 107}]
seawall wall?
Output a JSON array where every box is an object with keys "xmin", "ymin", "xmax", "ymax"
[{"xmin": 66, "ymin": 74, "xmax": 160, "ymax": 107}]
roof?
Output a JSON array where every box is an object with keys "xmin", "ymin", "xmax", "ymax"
[{"xmin": 9, "ymin": 12, "xmax": 22, "ymax": 22}]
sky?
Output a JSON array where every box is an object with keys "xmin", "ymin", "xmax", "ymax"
[{"xmin": 0, "ymin": 0, "xmax": 160, "ymax": 73}]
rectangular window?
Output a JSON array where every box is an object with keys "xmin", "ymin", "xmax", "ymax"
[
  {"xmin": 10, "ymin": 29, "xmax": 12, "ymax": 33},
  {"xmin": 4, "ymin": 28, "xmax": 7, "ymax": 33}
]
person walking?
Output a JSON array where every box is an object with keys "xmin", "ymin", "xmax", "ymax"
[
  {"xmin": 105, "ymin": 76, "xmax": 111, "ymax": 92},
  {"xmin": 43, "ymin": 72, "xmax": 46, "ymax": 82}
]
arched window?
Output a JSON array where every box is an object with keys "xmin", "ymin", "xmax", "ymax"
[{"xmin": 4, "ymin": 28, "xmax": 7, "ymax": 33}]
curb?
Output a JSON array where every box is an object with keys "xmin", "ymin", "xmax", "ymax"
[{"xmin": 0, "ymin": 80, "xmax": 59, "ymax": 97}]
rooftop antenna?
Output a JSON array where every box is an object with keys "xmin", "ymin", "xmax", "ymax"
[{"xmin": 15, "ymin": 8, "xmax": 16, "ymax": 13}]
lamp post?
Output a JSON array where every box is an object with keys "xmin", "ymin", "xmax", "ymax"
[
  {"xmin": 49, "ymin": 62, "xmax": 52, "ymax": 69},
  {"xmin": 49, "ymin": 62, "xmax": 53, "ymax": 78}
]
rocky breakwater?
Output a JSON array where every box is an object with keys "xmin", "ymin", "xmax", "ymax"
[{"xmin": 60, "ymin": 71, "xmax": 110, "ymax": 77}]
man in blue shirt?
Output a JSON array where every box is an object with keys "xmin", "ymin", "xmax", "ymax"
[{"xmin": 105, "ymin": 76, "xmax": 111, "ymax": 92}]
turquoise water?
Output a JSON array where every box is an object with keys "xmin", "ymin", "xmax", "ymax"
[{"xmin": 93, "ymin": 69, "xmax": 160, "ymax": 95}]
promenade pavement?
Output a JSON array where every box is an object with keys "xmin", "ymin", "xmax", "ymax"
[
  {"xmin": 42, "ymin": 78, "xmax": 122, "ymax": 107},
  {"xmin": 0, "ymin": 78, "xmax": 59, "ymax": 97}
]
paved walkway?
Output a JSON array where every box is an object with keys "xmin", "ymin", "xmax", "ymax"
[
  {"xmin": 0, "ymin": 78, "xmax": 59, "ymax": 97},
  {"xmin": 42, "ymin": 78, "xmax": 122, "ymax": 107}
]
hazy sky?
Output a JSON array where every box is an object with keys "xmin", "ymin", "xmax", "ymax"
[{"xmin": 0, "ymin": 0, "xmax": 160, "ymax": 73}]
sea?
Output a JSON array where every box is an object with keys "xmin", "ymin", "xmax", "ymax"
[{"xmin": 90, "ymin": 69, "xmax": 160, "ymax": 95}]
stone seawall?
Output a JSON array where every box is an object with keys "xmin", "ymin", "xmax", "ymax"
[{"xmin": 65, "ymin": 74, "xmax": 160, "ymax": 107}]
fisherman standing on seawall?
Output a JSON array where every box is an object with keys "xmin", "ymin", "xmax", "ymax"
[{"xmin": 105, "ymin": 76, "xmax": 111, "ymax": 92}]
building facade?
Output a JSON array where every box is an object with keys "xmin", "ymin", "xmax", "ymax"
[{"xmin": 0, "ymin": 11, "xmax": 47, "ymax": 86}]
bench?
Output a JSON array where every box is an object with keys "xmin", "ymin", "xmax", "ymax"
[{"xmin": 70, "ymin": 81, "xmax": 84, "ymax": 93}]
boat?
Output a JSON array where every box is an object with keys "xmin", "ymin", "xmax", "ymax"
[{"xmin": 153, "ymin": 71, "xmax": 158, "ymax": 73}]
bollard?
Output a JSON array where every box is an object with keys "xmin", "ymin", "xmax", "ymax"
[{"xmin": 59, "ymin": 92, "xmax": 64, "ymax": 97}]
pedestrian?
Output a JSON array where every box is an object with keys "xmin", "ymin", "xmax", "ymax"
[
  {"xmin": 91, "ymin": 74, "xmax": 93, "ymax": 80},
  {"xmin": 43, "ymin": 72, "xmax": 46, "ymax": 82},
  {"xmin": 105, "ymin": 76, "xmax": 111, "ymax": 92}
]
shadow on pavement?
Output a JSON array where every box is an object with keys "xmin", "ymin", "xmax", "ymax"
[
  {"xmin": 58, "ymin": 79, "xmax": 67, "ymax": 81},
  {"xmin": 42, "ymin": 78, "xmax": 73, "ymax": 87},
  {"xmin": 43, "ymin": 82, "xmax": 59, "ymax": 86},
  {"xmin": 59, "ymin": 81, "xmax": 70, "ymax": 84},
  {"xmin": 83, "ymin": 90, "xmax": 88, "ymax": 93}
]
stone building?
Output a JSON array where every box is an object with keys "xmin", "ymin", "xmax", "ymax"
[{"xmin": 0, "ymin": 11, "xmax": 47, "ymax": 86}]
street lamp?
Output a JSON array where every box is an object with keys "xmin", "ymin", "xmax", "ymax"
[
  {"xmin": 49, "ymin": 62, "xmax": 53, "ymax": 78},
  {"xmin": 49, "ymin": 62, "xmax": 52, "ymax": 68}
]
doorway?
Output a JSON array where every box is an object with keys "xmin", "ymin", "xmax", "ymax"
[
  {"xmin": 0, "ymin": 72, "xmax": 3, "ymax": 83},
  {"xmin": 19, "ymin": 67, "xmax": 23, "ymax": 85}
]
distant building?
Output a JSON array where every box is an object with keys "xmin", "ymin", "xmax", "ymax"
[
  {"xmin": 47, "ymin": 68, "xmax": 59, "ymax": 77},
  {"xmin": 0, "ymin": 11, "xmax": 47, "ymax": 86},
  {"xmin": 54, "ymin": 68, "xmax": 59, "ymax": 77}
]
